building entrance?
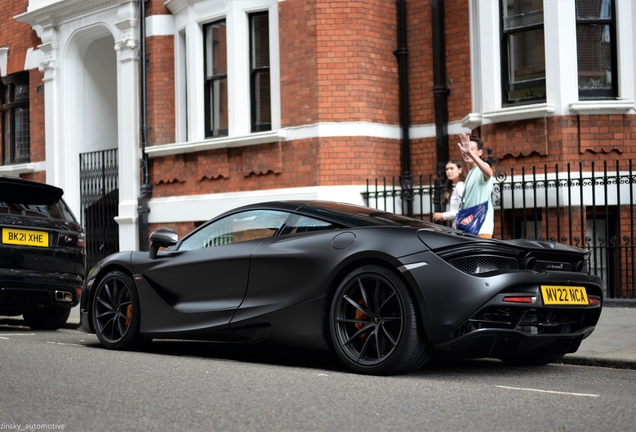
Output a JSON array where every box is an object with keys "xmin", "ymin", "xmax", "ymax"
[{"xmin": 79, "ymin": 149, "xmax": 119, "ymax": 271}]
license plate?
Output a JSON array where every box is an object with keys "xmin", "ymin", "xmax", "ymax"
[
  {"xmin": 2, "ymin": 228, "xmax": 49, "ymax": 247},
  {"xmin": 541, "ymin": 286, "xmax": 589, "ymax": 305}
]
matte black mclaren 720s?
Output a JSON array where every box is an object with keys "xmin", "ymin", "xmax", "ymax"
[{"xmin": 79, "ymin": 201, "xmax": 603, "ymax": 375}]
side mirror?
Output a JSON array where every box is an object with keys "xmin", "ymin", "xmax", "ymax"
[{"xmin": 149, "ymin": 228, "xmax": 178, "ymax": 259}]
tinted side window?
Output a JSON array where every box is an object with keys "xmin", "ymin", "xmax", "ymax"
[
  {"xmin": 178, "ymin": 210, "xmax": 289, "ymax": 251},
  {"xmin": 279, "ymin": 215, "xmax": 337, "ymax": 236}
]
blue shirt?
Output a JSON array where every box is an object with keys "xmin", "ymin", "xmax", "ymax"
[{"xmin": 462, "ymin": 166, "xmax": 494, "ymax": 235}]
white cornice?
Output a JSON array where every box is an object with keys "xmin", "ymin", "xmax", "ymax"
[
  {"xmin": 14, "ymin": 0, "xmax": 118, "ymax": 27},
  {"xmin": 569, "ymin": 100, "xmax": 635, "ymax": 114},
  {"xmin": 483, "ymin": 103, "xmax": 556, "ymax": 123},
  {"xmin": 145, "ymin": 121, "xmax": 473, "ymax": 158},
  {"xmin": 0, "ymin": 47, "xmax": 8, "ymax": 77},
  {"xmin": 0, "ymin": 162, "xmax": 44, "ymax": 176},
  {"xmin": 145, "ymin": 129, "xmax": 287, "ymax": 158},
  {"xmin": 164, "ymin": 0, "xmax": 207, "ymax": 15},
  {"xmin": 284, "ymin": 122, "xmax": 401, "ymax": 141},
  {"xmin": 461, "ymin": 113, "xmax": 483, "ymax": 130}
]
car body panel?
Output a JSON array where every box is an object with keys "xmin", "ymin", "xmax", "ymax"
[
  {"xmin": 234, "ymin": 227, "xmax": 429, "ymax": 323},
  {"xmin": 401, "ymin": 253, "xmax": 601, "ymax": 341},
  {"xmin": 135, "ymin": 239, "xmax": 258, "ymax": 334},
  {"xmin": 79, "ymin": 200, "xmax": 603, "ymax": 367}
]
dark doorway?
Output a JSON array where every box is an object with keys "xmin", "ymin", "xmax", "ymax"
[{"xmin": 79, "ymin": 149, "xmax": 119, "ymax": 271}]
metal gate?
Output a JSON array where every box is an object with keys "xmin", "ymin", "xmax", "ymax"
[{"xmin": 79, "ymin": 149, "xmax": 119, "ymax": 271}]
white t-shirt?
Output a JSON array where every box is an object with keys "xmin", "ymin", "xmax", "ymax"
[{"xmin": 442, "ymin": 181, "xmax": 465, "ymax": 222}]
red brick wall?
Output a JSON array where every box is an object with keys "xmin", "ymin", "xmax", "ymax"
[
  {"xmin": 408, "ymin": 0, "xmax": 471, "ymax": 127},
  {"xmin": 150, "ymin": 0, "xmax": 407, "ymax": 198},
  {"xmin": 0, "ymin": 0, "xmax": 43, "ymax": 174},
  {"xmin": 411, "ymin": 137, "xmax": 438, "ymax": 176},
  {"xmin": 0, "ymin": 1, "xmax": 40, "ymax": 76},
  {"xmin": 280, "ymin": 0, "xmax": 400, "ymax": 126},
  {"xmin": 279, "ymin": 0, "xmax": 320, "ymax": 126},
  {"xmin": 407, "ymin": 1, "xmax": 434, "ymax": 126},
  {"xmin": 147, "ymin": 0, "xmax": 172, "ymax": 16},
  {"xmin": 317, "ymin": 137, "xmax": 401, "ymax": 184},
  {"xmin": 401, "ymin": 0, "xmax": 473, "ymax": 178},
  {"xmin": 444, "ymin": 1, "xmax": 472, "ymax": 122},
  {"xmin": 22, "ymin": 171, "xmax": 46, "ymax": 183},
  {"xmin": 145, "ymin": 36, "xmax": 175, "ymax": 146},
  {"xmin": 152, "ymin": 140, "xmax": 318, "ymax": 198},
  {"xmin": 150, "ymin": 136, "xmax": 402, "ymax": 197},
  {"xmin": 146, "ymin": 0, "xmax": 636, "ymax": 201},
  {"xmin": 474, "ymin": 114, "xmax": 636, "ymax": 175},
  {"xmin": 29, "ymin": 69, "xmax": 45, "ymax": 162},
  {"xmin": 148, "ymin": 222, "xmax": 198, "ymax": 241}
]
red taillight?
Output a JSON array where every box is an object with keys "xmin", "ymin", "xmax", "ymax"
[
  {"xmin": 77, "ymin": 233, "xmax": 86, "ymax": 248},
  {"xmin": 589, "ymin": 297, "xmax": 601, "ymax": 306},
  {"xmin": 503, "ymin": 296, "xmax": 535, "ymax": 303}
]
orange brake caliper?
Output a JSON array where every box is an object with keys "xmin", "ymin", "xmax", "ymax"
[
  {"xmin": 354, "ymin": 298, "xmax": 367, "ymax": 338},
  {"xmin": 125, "ymin": 304, "xmax": 133, "ymax": 326}
]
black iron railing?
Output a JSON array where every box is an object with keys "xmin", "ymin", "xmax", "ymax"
[
  {"xmin": 363, "ymin": 160, "xmax": 636, "ymax": 301},
  {"xmin": 79, "ymin": 149, "xmax": 119, "ymax": 271}
]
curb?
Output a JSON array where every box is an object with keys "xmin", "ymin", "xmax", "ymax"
[
  {"xmin": 561, "ymin": 355, "xmax": 636, "ymax": 370},
  {"xmin": 603, "ymin": 300, "xmax": 636, "ymax": 308},
  {"xmin": 65, "ymin": 321, "xmax": 80, "ymax": 330}
]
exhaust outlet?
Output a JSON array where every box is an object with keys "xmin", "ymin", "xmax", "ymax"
[{"xmin": 55, "ymin": 291, "xmax": 73, "ymax": 303}]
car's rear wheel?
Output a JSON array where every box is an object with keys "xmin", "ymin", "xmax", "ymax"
[
  {"xmin": 22, "ymin": 307, "xmax": 71, "ymax": 330},
  {"xmin": 329, "ymin": 265, "xmax": 429, "ymax": 375},
  {"xmin": 92, "ymin": 270, "xmax": 147, "ymax": 350}
]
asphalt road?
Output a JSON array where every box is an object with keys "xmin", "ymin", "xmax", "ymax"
[{"xmin": 1, "ymin": 325, "xmax": 635, "ymax": 432}]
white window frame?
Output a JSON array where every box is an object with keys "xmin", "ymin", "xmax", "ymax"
[
  {"xmin": 464, "ymin": 0, "xmax": 635, "ymax": 130},
  {"xmin": 165, "ymin": 0, "xmax": 281, "ymax": 153}
]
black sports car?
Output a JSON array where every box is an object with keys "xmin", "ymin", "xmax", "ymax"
[
  {"xmin": 0, "ymin": 176, "xmax": 85, "ymax": 330},
  {"xmin": 79, "ymin": 201, "xmax": 602, "ymax": 375}
]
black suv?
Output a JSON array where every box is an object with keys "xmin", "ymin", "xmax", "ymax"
[{"xmin": 0, "ymin": 176, "xmax": 85, "ymax": 330}]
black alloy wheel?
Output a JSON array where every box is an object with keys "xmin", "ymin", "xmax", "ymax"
[
  {"xmin": 92, "ymin": 270, "xmax": 146, "ymax": 350},
  {"xmin": 329, "ymin": 265, "xmax": 429, "ymax": 375}
]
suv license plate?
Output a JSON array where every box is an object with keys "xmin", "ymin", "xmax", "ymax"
[
  {"xmin": 2, "ymin": 228, "xmax": 49, "ymax": 247},
  {"xmin": 541, "ymin": 286, "xmax": 588, "ymax": 305}
]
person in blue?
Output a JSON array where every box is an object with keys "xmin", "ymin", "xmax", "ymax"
[{"xmin": 457, "ymin": 133, "xmax": 494, "ymax": 238}]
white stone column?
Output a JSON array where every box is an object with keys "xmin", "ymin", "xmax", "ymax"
[
  {"xmin": 113, "ymin": 9, "xmax": 141, "ymax": 251},
  {"xmin": 37, "ymin": 26, "xmax": 64, "ymax": 191},
  {"xmin": 543, "ymin": 0, "xmax": 579, "ymax": 116}
]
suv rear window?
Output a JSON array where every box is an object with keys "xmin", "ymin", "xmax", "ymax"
[
  {"xmin": 0, "ymin": 201, "xmax": 77, "ymax": 222},
  {"xmin": 0, "ymin": 177, "xmax": 77, "ymax": 223}
]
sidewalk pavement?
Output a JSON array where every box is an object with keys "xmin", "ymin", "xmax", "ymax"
[
  {"xmin": 561, "ymin": 304, "xmax": 636, "ymax": 369},
  {"xmin": 5, "ymin": 304, "xmax": 636, "ymax": 370}
]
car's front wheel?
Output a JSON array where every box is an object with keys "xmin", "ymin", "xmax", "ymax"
[
  {"xmin": 92, "ymin": 270, "xmax": 147, "ymax": 350},
  {"xmin": 329, "ymin": 265, "xmax": 430, "ymax": 375},
  {"xmin": 22, "ymin": 307, "xmax": 71, "ymax": 330}
]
